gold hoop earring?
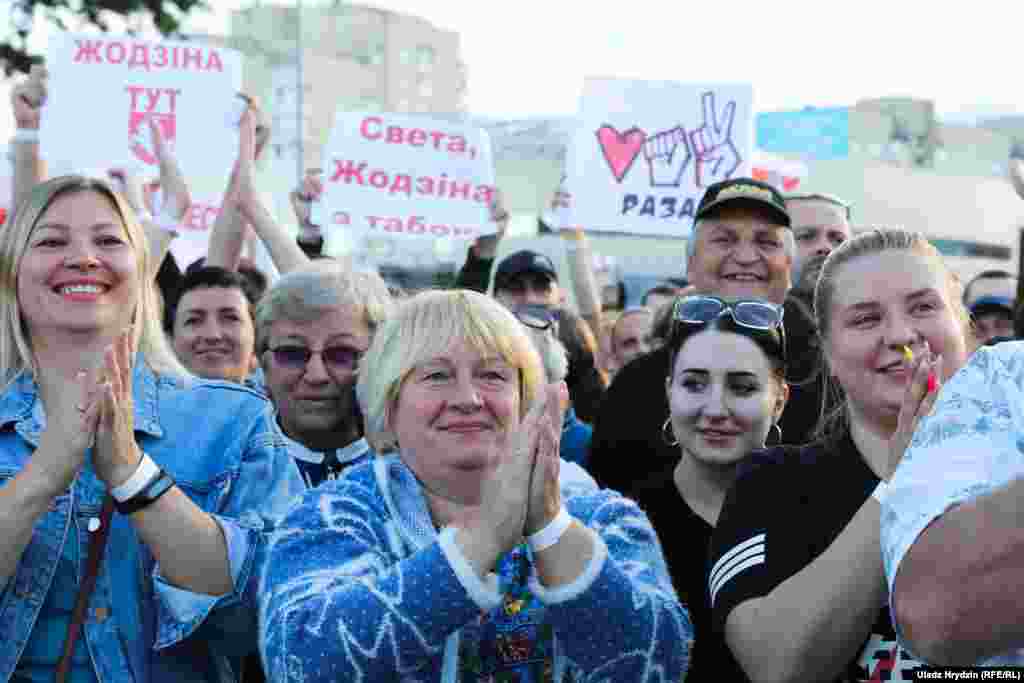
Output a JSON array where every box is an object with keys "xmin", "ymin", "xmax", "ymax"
[{"xmin": 662, "ymin": 416, "xmax": 678, "ymax": 447}]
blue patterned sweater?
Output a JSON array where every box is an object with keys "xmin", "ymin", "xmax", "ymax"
[{"xmin": 258, "ymin": 453, "xmax": 692, "ymax": 682}]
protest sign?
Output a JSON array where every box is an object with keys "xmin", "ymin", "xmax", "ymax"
[
  {"xmin": 756, "ymin": 107, "xmax": 849, "ymax": 161},
  {"xmin": 319, "ymin": 112, "xmax": 497, "ymax": 247},
  {"xmin": 751, "ymin": 150, "xmax": 809, "ymax": 193},
  {"xmin": 563, "ymin": 78, "xmax": 753, "ymax": 238},
  {"xmin": 40, "ymin": 34, "xmax": 243, "ymax": 267}
]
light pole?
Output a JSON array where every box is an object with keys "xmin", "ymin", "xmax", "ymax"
[{"xmin": 295, "ymin": 0, "xmax": 304, "ymax": 186}]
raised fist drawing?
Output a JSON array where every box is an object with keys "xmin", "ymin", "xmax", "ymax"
[{"xmin": 643, "ymin": 126, "xmax": 692, "ymax": 188}]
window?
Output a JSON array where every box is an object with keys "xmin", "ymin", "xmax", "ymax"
[
  {"xmin": 399, "ymin": 49, "xmax": 413, "ymax": 65},
  {"xmin": 415, "ymin": 45, "xmax": 436, "ymax": 70}
]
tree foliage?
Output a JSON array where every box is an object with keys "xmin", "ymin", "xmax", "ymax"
[{"xmin": 1, "ymin": 0, "xmax": 207, "ymax": 76}]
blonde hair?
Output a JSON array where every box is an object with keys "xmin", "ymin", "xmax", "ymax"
[
  {"xmin": 255, "ymin": 259, "xmax": 394, "ymax": 354},
  {"xmin": 0, "ymin": 175, "xmax": 187, "ymax": 388},
  {"xmin": 356, "ymin": 289, "xmax": 545, "ymax": 452},
  {"xmin": 812, "ymin": 227, "xmax": 970, "ymax": 441}
]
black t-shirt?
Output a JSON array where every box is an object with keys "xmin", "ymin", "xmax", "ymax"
[
  {"xmin": 633, "ymin": 473, "xmax": 749, "ymax": 682},
  {"xmin": 709, "ymin": 433, "xmax": 924, "ymax": 681}
]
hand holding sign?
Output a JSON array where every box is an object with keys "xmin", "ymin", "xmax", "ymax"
[
  {"xmin": 643, "ymin": 125, "xmax": 691, "ymax": 188},
  {"xmin": 690, "ymin": 92, "xmax": 742, "ymax": 188}
]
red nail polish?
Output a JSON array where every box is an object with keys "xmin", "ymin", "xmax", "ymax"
[{"xmin": 926, "ymin": 372, "xmax": 938, "ymax": 394}]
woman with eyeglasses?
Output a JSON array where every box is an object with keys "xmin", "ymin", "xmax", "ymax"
[
  {"xmin": 708, "ymin": 228, "xmax": 971, "ymax": 682},
  {"xmin": 633, "ymin": 295, "xmax": 788, "ymax": 682}
]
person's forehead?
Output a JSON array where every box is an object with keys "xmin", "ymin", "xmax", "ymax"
[
  {"xmin": 967, "ymin": 277, "xmax": 1017, "ymax": 304},
  {"xmin": 831, "ymin": 251, "xmax": 944, "ymax": 308},
  {"xmin": 269, "ymin": 305, "xmax": 370, "ymax": 341},
  {"xmin": 180, "ymin": 285, "xmax": 248, "ymax": 311},
  {"xmin": 703, "ymin": 205, "xmax": 787, "ymax": 233},
  {"xmin": 674, "ymin": 328, "xmax": 773, "ymax": 373},
  {"xmin": 785, "ymin": 199, "xmax": 850, "ymax": 232}
]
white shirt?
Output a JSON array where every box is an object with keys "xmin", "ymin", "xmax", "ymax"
[{"xmin": 880, "ymin": 341, "xmax": 1024, "ymax": 665}]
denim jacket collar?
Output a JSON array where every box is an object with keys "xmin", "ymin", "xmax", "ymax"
[{"xmin": 0, "ymin": 358, "xmax": 165, "ymax": 446}]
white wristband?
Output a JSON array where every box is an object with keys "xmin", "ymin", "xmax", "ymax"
[
  {"xmin": 528, "ymin": 506, "xmax": 572, "ymax": 552},
  {"xmin": 871, "ymin": 479, "xmax": 888, "ymax": 505},
  {"xmin": 111, "ymin": 453, "xmax": 160, "ymax": 502},
  {"xmin": 12, "ymin": 128, "xmax": 39, "ymax": 144}
]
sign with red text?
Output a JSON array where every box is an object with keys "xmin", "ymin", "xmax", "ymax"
[
  {"xmin": 321, "ymin": 113, "xmax": 496, "ymax": 244},
  {"xmin": 41, "ymin": 33, "xmax": 241, "ymax": 184},
  {"xmin": 563, "ymin": 78, "xmax": 753, "ymax": 237}
]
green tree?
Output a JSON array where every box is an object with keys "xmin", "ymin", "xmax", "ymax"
[{"xmin": 0, "ymin": 0, "xmax": 207, "ymax": 75}]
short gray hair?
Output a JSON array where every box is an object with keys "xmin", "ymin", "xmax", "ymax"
[
  {"xmin": 254, "ymin": 259, "xmax": 394, "ymax": 353},
  {"xmin": 686, "ymin": 218, "xmax": 796, "ymax": 262},
  {"xmin": 522, "ymin": 325, "xmax": 569, "ymax": 383}
]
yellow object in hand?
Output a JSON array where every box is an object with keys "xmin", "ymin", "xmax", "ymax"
[{"xmin": 902, "ymin": 345, "xmax": 914, "ymax": 364}]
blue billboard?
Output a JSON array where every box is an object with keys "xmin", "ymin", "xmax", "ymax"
[{"xmin": 756, "ymin": 107, "xmax": 849, "ymax": 160}]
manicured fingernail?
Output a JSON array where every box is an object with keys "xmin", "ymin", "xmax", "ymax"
[
  {"xmin": 926, "ymin": 372, "xmax": 938, "ymax": 394},
  {"xmin": 902, "ymin": 345, "xmax": 914, "ymax": 364}
]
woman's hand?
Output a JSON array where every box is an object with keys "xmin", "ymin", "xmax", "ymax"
[
  {"xmin": 148, "ymin": 115, "xmax": 191, "ymax": 221},
  {"xmin": 32, "ymin": 369, "xmax": 103, "ymax": 498},
  {"xmin": 524, "ymin": 382, "xmax": 568, "ymax": 535},
  {"xmin": 290, "ymin": 169, "xmax": 324, "ymax": 241},
  {"xmin": 93, "ymin": 331, "xmax": 143, "ymax": 489},
  {"xmin": 225, "ymin": 108, "xmax": 260, "ymax": 221},
  {"xmin": 11, "ymin": 64, "xmax": 47, "ymax": 130},
  {"xmin": 888, "ymin": 345, "xmax": 943, "ymax": 480}
]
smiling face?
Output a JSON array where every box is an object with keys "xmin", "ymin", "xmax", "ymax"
[
  {"xmin": 668, "ymin": 327, "xmax": 787, "ymax": 466},
  {"xmin": 262, "ymin": 305, "xmax": 372, "ymax": 452},
  {"xmin": 687, "ymin": 205, "xmax": 793, "ymax": 305},
  {"xmin": 824, "ymin": 250, "xmax": 968, "ymax": 430},
  {"xmin": 17, "ymin": 189, "xmax": 139, "ymax": 344},
  {"xmin": 388, "ymin": 338, "xmax": 520, "ymax": 506},
  {"xmin": 172, "ymin": 285, "xmax": 255, "ymax": 383}
]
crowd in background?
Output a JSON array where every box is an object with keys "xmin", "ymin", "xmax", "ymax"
[{"xmin": 2, "ymin": 62, "xmax": 1024, "ymax": 683}]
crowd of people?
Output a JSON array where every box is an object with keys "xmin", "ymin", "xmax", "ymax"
[{"xmin": 3, "ymin": 62, "xmax": 1024, "ymax": 683}]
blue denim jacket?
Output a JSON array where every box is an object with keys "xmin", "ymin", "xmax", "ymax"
[{"xmin": 0, "ymin": 361, "xmax": 306, "ymax": 682}]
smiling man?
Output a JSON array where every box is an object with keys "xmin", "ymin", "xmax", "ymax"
[{"xmin": 589, "ymin": 178, "xmax": 831, "ymax": 501}]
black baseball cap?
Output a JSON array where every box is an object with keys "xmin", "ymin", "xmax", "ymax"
[
  {"xmin": 969, "ymin": 295, "xmax": 1014, "ymax": 318},
  {"xmin": 494, "ymin": 250, "xmax": 558, "ymax": 290},
  {"xmin": 695, "ymin": 177, "xmax": 791, "ymax": 227}
]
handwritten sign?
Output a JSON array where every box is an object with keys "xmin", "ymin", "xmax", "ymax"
[
  {"xmin": 320, "ymin": 112, "xmax": 496, "ymax": 245},
  {"xmin": 562, "ymin": 78, "xmax": 753, "ymax": 237},
  {"xmin": 41, "ymin": 33, "xmax": 242, "ymax": 179},
  {"xmin": 40, "ymin": 34, "xmax": 243, "ymax": 267}
]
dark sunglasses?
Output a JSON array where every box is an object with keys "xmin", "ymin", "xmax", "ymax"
[
  {"xmin": 513, "ymin": 304, "xmax": 559, "ymax": 333},
  {"xmin": 673, "ymin": 295, "xmax": 787, "ymax": 357},
  {"xmin": 266, "ymin": 345, "xmax": 364, "ymax": 370}
]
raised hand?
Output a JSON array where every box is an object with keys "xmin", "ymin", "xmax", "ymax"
[
  {"xmin": 33, "ymin": 369, "xmax": 103, "ymax": 498},
  {"xmin": 148, "ymin": 116, "xmax": 191, "ymax": 221},
  {"xmin": 107, "ymin": 167, "xmax": 149, "ymax": 218},
  {"xmin": 93, "ymin": 331, "xmax": 143, "ymax": 489},
  {"xmin": 690, "ymin": 91, "xmax": 742, "ymax": 188},
  {"xmin": 226, "ymin": 108, "xmax": 259, "ymax": 219},
  {"xmin": 643, "ymin": 126, "xmax": 692, "ymax": 188},
  {"xmin": 524, "ymin": 382, "xmax": 568, "ymax": 535},
  {"xmin": 11, "ymin": 64, "xmax": 47, "ymax": 130},
  {"xmin": 290, "ymin": 168, "xmax": 324, "ymax": 240},
  {"xmin": 887, "ymin": 344, "xmax": 943, "ymax": 480}
]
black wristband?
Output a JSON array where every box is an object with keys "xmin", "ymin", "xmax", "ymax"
[{"xmin": 114, "ymin": 470, "xmax": 176, "ymax": 515}]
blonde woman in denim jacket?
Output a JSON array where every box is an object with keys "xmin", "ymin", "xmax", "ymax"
[{"xmin": 0, "ymin": 175, "xmax": 304, "ymax": 682}]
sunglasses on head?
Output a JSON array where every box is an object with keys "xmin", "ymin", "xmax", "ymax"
[
  {"xmin": 266, "ymin": 344, "xmax": 364, "ymax": 371},
  {"xmin": 672, "ymin": 295, "xmax": 787, "ymax": 356}
]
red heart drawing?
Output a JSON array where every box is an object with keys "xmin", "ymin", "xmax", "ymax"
[
  {"xmin": 596, "ymin": 125, "xmax": 646, "ymax": 183},
  {"xmin": 782, "ymin": 176, "xmax": 801, "ymax": 191}
]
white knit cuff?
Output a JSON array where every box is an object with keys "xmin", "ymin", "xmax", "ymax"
[
  {"xmin": 437, "ymin": 526, "xmax": 502, "ymax": 611},
  {"xmin": 528, "ymin": 526, "xmax": 607, "ymax": 605}
]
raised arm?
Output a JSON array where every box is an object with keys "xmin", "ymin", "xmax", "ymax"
[
  {"xmin": 883, "ymin": 345, "xmax": 1024, "ymax": 665},
  {"xmin": 455, "ymin": 190, "xmax": 507, "ymax": 292},
  {"xmin": 10, "ymin": 65, "xmax": 47, "ymax": 215}
]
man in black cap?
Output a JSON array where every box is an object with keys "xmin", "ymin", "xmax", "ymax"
[
  {"xmin": 491, "ymin": 249, "xmax": 563, "ymax": 309},
  {"xmin": 963, "ymin": 270, "xmax": 1017, "ymax": 350},
  {"xmin": 589, "ymin": 177, "xmax": 826, "ymax": 496}
]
